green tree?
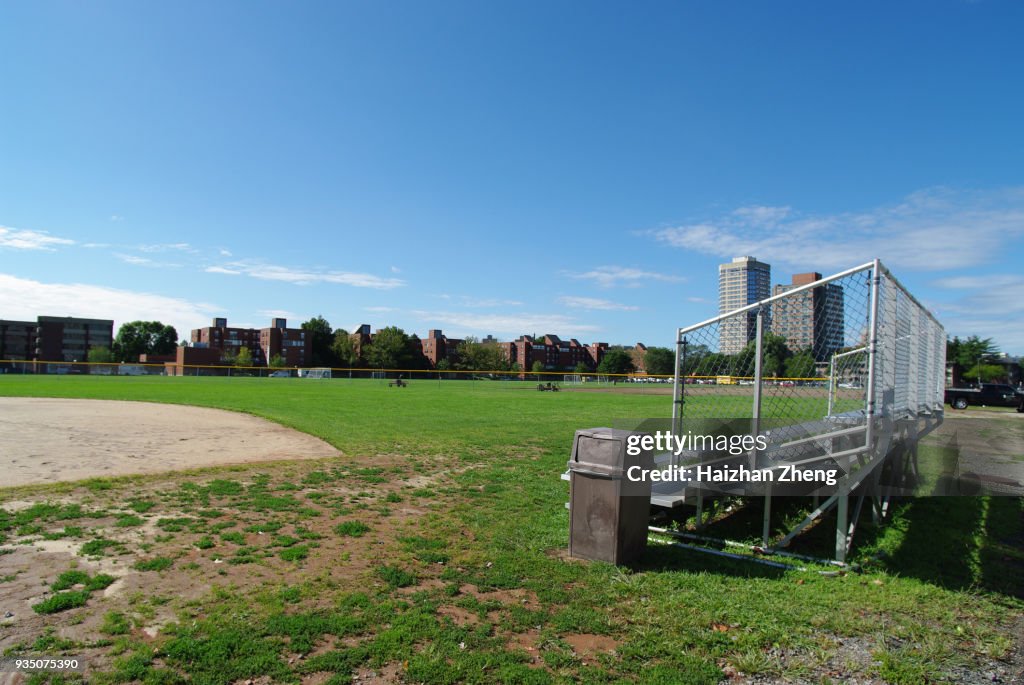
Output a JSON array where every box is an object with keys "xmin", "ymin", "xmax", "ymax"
[
  {"xmin": 573, "ymin": 361, "xmax": 590, "ymax": 374},
  {"xmin": 643, "ymin": 347, "xmax": 675, "ymax": 376},
  {"xmin": 597, "ymin": 349, "xmax": 635, "ymax": 375},
  {"xmin": 301, "ymin": 316, "xmax": 335, "ymax": 367},
  {"xmin": 531, "ymin": 360, "xmax": 545, "ymax": 380},
  {"xmin": 692, "ymin": 351, "xmax": 726, "ymax": 378},
  {"xmin": 366, "ymin": 326, "xmax": 412, "ymax": 369},
  {"xmin": 269, "ymin": 354, "xmax": 285, "ymax": 368},
  {"xmin": 963, "ymin": 363, "xmax": 1005, "ymax": 383},
  {"xmin": 235, "ymin": 346, "xmax": 253, "ymax": 367},
  {"xmin": 406, "ymin": 333, "xmax": 429, "ymax": 370},
  {"xmin": 733, "ymin": 350, "xmax": 757, "ymax": 376},
  {"xmin": 113, "ymin": 321, "xmax": 178, "ymax": 362},
  {"xmin": 456, "ymin": 337, "xmax": 511, "ymax": 372},
  {"xmin": 948, "ymin": 335, "xmax": 999, "ymax": 370},
  {"xmin": 331, "ymin": 329, "xmax": 361, "ymax": 368},
  {"xmin": 763, "ymin": 333, "xmax": 792, "ymax": 378},
  {"xmin": 680, "ymin": 343, "xmax": 709, "ymax": 376},
  {"xmin": 784, "ymin": 348, "xmax": 816, "ymax": 379},
  {"xmin": 735, "ymin": 333, "xmax": 791, "ymax": 378},
  {"xmin": 87, "ymin": 346, "xmax": 115, "ymax": 363}
]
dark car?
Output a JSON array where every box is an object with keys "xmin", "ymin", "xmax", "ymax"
[{"xmin": 945, "ymin": 383, "xmax": 1024, "ymax": 412}]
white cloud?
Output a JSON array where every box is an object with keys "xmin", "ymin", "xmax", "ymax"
[
  {"xmin": 653, "ymin": 187, "xmax": 1024, "ymax": 272},
  {"xmin": 219, "ymin": 248, "xmax": 233, "ymax": 257},
  {"xmin": 110, "ymin": 214, "xmax": 124, "ymax": 222},
  {"xmin": 0, "ymin": 273, "xmax": 220, "ymax": 335},
  {"xmin": 566, "ymin": 265, "xmax": 685, "ymax": 288},
  {"xmin": 390, "ymin": 265, "xmax": 401, "ymax": 273},
  {"xmin": 558, "ymin": 296, "xmax": 638, "ymax": 311},
  {"xmin": 205, "ymin": 266, "xmax": 242, "ymax": 275},
  {"xmin": 732, "ymin": 205, "xmax": 792, "ymax": 227},
  {"xmin": 137, "ymin": 242, "xmax": 196, "ymax": 253},
  {"xmin": 206, "ymin": 260, "xmax": 405, "ymax": 289},
  {"xmin": 459, "ymin": 297, "xmax": 524, "ymax": 308},
  {"xmin": 411, "ymin": 310, "xmax": 600, "ymax": 338},
  {"xmin": 0, "ymin": 225, "xmax": 74, "ymax": 251},
  {"xmin": 115, "ymin": 253, "xmax": 154, "ymax": 266},
  {"xmin": 686, "ymin": 296, "xmax": 708, "ymax": 303},
  {"xmin": 114, "ymin": 253, "xmax": 180, "ymax": 268},
  {"xmin": 364, "ymin": 306, "xmax": 396, "ymax": 313}
]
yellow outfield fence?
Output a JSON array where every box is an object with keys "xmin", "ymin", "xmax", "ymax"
[{"xmin": 0, "ymin": 358, "xmax": 833, "ymax": 386}]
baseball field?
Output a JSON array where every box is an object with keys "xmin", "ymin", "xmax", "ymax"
[{"xmin": 0, "ymin": 375, "xmax": 1021, "ymax": 684}]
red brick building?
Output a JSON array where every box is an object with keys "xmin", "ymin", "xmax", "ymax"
[
  {"xmin": 501, "ymin": 335, "xmax": 609, "ymax": 372},
  {"xmin": 190, "ymin": 317, "xmax": 311, "ymax": 367},
  {"xmin": 419, "ymin": 329, "xmax": 463, "ymax": 368},
  {"xmin": 163, "ymin": 346, "xmax": 225, "ymax": 376}
]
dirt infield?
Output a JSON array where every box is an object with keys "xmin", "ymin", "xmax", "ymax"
[{"xmin": 0, "ymin": 398, "xmax": 340, "ymax": 487}]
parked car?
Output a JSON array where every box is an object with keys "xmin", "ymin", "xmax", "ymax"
[
  {"xmin": 268, "ymin": 370, "xmax": 291, "ymax": 378},
  {"xmin": 945, "ymin": 383, "xmax": 1024, "ymax": 411}
]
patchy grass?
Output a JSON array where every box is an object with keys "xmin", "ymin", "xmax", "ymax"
[
  {"xmin": 278, "ymin": 545, "xmax": 310, "ymax": 562},
  {"xmin": 115, "ymin": 514, "xmax": 145, "ymax": 527},
  {"xmin": 79, "ymin": 537, "xmax": 119, "ymax": 557},
  {"xmin": 376, "ymin": 565, "xmax": 417, "ymax": 588},
  {"xmin": 101, "ymin": 611, "xmax": 132, "ymax": 635},
  {"xmin": 32, "ymin": 590, "xmax": 91, "ymax": 614},
  {"xmin": 333, "ymin": 520, "xmax": 370, "ymax": 537},
  {"xmin": 134, "ymin": 556, "xmax": 174, "ymax": 572}
]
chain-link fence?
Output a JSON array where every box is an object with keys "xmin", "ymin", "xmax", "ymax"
[{"xmin": 661, "ymin": 260, "xmax": 946, "ymax": 561}]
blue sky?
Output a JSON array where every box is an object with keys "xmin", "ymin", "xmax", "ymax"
[{"xmin": 2, "ymin": 1, "xmax": 1023, "ymax": 354}]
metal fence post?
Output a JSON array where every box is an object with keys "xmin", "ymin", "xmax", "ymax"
[
  {"xmin": 836, "ymin": 259, "xmax": 882, "ymax": 563},
  {"xmin": 752, "ymin": 308, "xmax": 770, "ymax": 544},
  {"xmin": 751, "ymin": 308, "xmax": 764, "ymax": 448},
  {"xmin": 671, "ymin": 331, "xmax": 684, "ymax": 469}
]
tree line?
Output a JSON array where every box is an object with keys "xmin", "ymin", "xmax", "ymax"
[
  {"xmin": 86, "ymin": 320, "xmax": 1013, "ymax": 382},
  {"xmin": 946, "ymin": 335, "xmax": 1010, "ymax": 384}
]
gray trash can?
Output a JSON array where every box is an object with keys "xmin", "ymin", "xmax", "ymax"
[{"xmin": 567, "ymin": 427, "xmax": 653, "ymax": 564}]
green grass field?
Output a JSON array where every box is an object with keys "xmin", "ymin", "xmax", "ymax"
[{"xmin": 0, "ymin": 376, "xmax": 1021, "ymax": 684}]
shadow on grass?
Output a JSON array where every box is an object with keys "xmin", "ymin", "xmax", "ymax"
[
  {"xmin": 853, "ymin": 495, "xmax": 1023, "ymax": 598},
  {"xmin": 633, "ymin": 543, "xmax": 788, "ymax": 580},
  {"xmin": 650, "ymin": 492, "xmax": 1023, "ymax": 597}
]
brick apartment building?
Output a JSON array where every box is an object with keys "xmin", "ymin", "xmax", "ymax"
[
  {"xmin": 771, "ymin": 272, "xmax": 845, "ymax": 362},
  {"xmin": 0, "ymin": 316, "xmax": 113, "ymax": 363},
  {"xmin": 348, "ymin": 326, "xmax": 614, "ymax": 372},
  {"xmin": 501, "ymin": 335, "xmax": 608, "ymax": 372},
  {"xmin": 420, "ymin": 329, "xmax": 463, "ymax": 368},
  {"xmin": 190, "ymin": 317, "xmax": 311, "ymax": 367}
]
